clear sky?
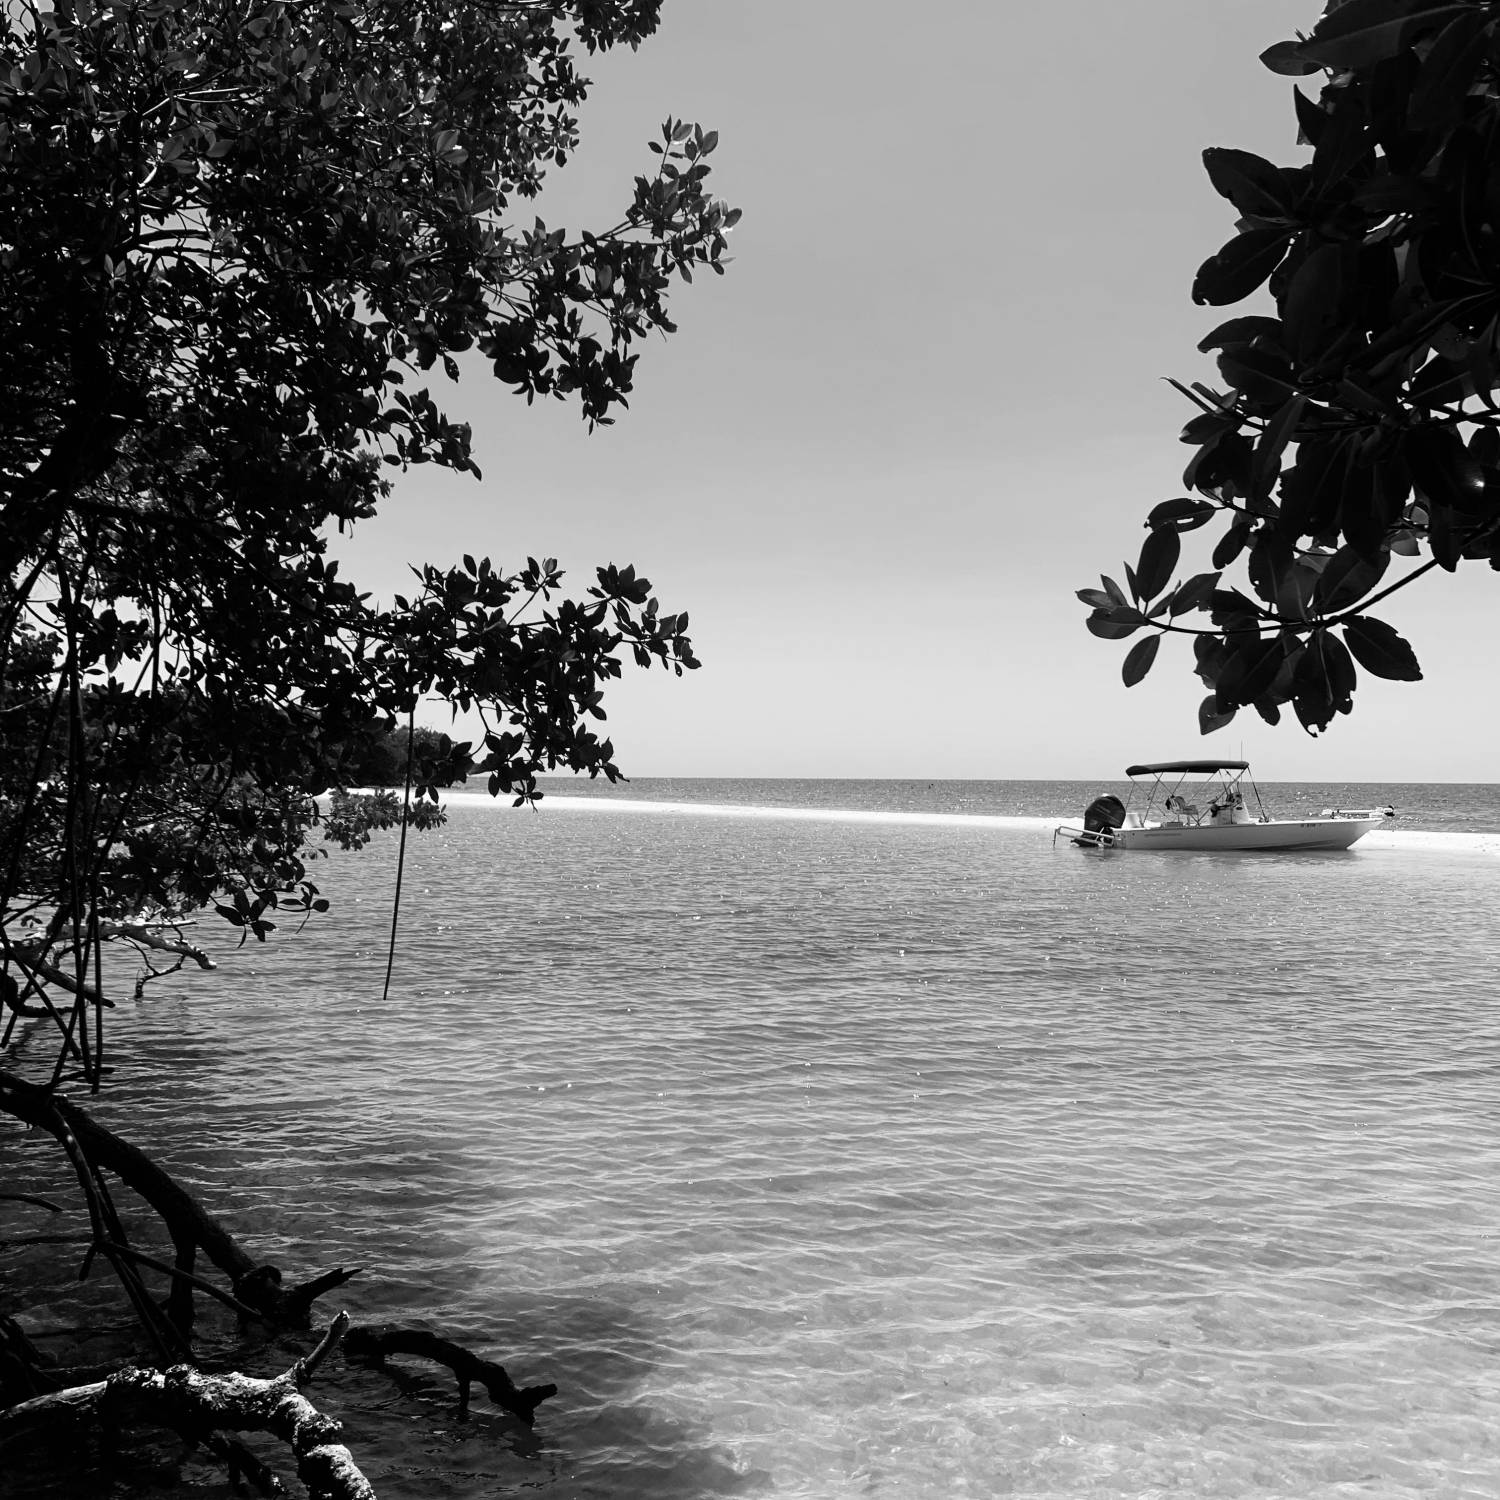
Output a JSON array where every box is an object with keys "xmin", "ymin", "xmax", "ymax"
[{"xmin": 337, "ymin": 0, "xmax": 1498, "ymax": 783}]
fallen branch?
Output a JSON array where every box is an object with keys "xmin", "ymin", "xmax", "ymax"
[
  {"xmin": 0, "ymin": 1312, "xmax": 375, "ymax": 1499},
  {"xmin": 343, "ymin": 1323, "xmax": 557, "ymax": 1422}
]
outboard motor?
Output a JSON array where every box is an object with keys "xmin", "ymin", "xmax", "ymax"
[{"xmin": 1079, "ymin": 794, "xmax": 1126, "ymax": 846}]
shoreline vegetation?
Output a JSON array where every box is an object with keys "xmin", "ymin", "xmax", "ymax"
[{"xmin": 3, "ymin": 0, "xmax": 733, "ymax": 1489}]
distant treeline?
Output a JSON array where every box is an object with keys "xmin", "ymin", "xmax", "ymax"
[{"xmin": 353, "ymin": 725, "xmax": 462, "ymax": 788}]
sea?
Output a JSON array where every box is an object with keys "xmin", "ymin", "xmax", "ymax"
[{"xmin": 5, "ymin": 778, "xmax": 1500, "ymax": 1499}]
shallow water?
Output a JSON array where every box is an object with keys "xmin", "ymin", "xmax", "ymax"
[{"xmin": 5, "ymin": 784, "xmax": 1500, "ymax": 1497}]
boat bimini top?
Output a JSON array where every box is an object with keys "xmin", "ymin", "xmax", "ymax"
[
  {"xmin": 1123, "ymin": 759, "xmax": 1249, "ymax": 777},
  {"xmin": 1123, "ymin": 760, "xmax": 1266, "ymax": 825}
]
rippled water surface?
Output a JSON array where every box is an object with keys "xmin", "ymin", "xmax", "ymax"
[{"xmin": 6, "ymin": 783, "xmax": 1500, "ymax": 1498}]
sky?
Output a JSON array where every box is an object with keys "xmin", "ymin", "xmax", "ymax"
[{"xmin": 336, "ymin": 0, "xmax": 1498, "ymax": 783}]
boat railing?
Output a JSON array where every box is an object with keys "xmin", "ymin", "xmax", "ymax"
[{"xmin": 1053, "ymin": 823, "xmax": 1116, "ymax": 849}]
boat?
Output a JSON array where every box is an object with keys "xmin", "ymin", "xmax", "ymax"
[{"xmin": 1054, "ymin": 760, "xmax": 1395, "ymax": 852}]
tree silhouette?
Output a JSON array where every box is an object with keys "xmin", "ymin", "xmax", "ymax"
[{"xmin": 1084, "ymin": 0, "xmax": 1499, "ymax": 735}]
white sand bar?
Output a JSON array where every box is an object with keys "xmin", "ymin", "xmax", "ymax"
[{"xmin": 424, "ymin": 791, "xmax": 1500, "ymax": 854}]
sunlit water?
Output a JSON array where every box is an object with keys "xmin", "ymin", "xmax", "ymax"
[{"xmin": 6, "ymin": 781, "xmax": 1500, "ymax": 1498}]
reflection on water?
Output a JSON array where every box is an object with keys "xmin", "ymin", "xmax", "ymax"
[{"xmin": 5, "ymin": 793, "xmax": 1500, "ymax": 1497}]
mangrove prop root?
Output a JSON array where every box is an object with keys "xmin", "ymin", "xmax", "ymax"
[
  {"xmin": 0, "ymin": 1313, "xmax": 375, "ymax": 1500},
  {"xmin": 1, "ymin": 1080, "xmax": 556, "ymax": 1482},
  {"xmin": 0, "ymin": 1071, "xmax": 359, "ymax": 1329},
  {"xmin": 343, "ymin": 1324, "xmax": 557, "ymax": 1422},
  {"xmin": 233, "ymin": 1263, "xmax": 364, "ymax": 1326},
  {"xmin": 0, "ymin": 1316, "xmax": 56, "ymax": 1406}
]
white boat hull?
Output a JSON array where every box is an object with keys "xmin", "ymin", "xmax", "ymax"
[
  {"xmin": 1098, "ymin": 817, "xmax": 1383, "ymax": 852},
  {"xmin": 1058, "ymin": 761, "xmax": 1394, "ymax": 853}
]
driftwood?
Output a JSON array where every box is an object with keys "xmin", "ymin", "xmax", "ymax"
[
  {"xmin": 343, "ymin": 1323, "xmax": 557, "ymax": 1421},
  {"xmin": 0, "ymin": 1312, "xmax": 375, "ymax": 1500}
]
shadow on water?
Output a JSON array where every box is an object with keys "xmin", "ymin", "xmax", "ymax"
[{"xmin": 531, "ymin": 1293, "xmax": 771, "ymax": 1499}]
